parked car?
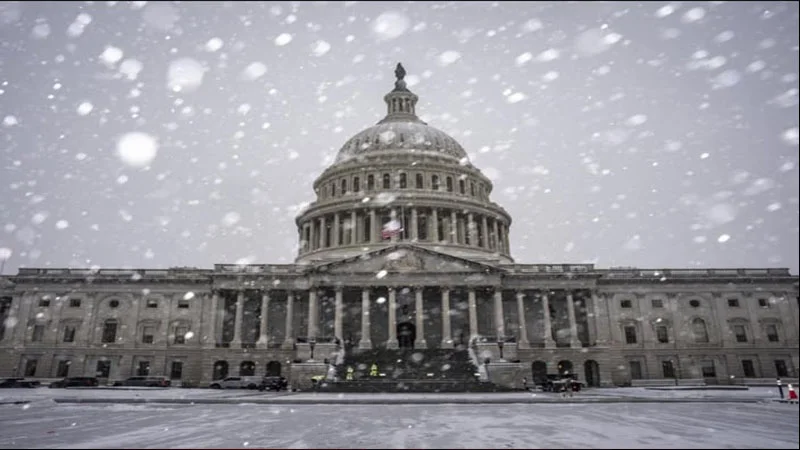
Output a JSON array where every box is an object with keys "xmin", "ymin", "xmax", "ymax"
[
  {"xmin": 209, "ymin": 376, "xmax": 261, "ymax": 389},
  {"xmin": 49, "ymin": 377, "xmax": 100, "ymax": 388},
  {"xmin": 0, "ymin": 377, "xmax": 41, "ymax": 388},
  {"xmin": 113, "ymin": 376, "xmax": 171, "ymax": 387},
  {"xmin": 259, "ymin": 376, "xmax": 288, "ymax": 392},
  {"xmin": 539, "ymin": 374, "xmax": 584, "ymax": 392}
]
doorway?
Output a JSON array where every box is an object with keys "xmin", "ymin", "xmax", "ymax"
[{"xmin": 397, "ymin": 322, "xmax": 416, "ymax": 349}]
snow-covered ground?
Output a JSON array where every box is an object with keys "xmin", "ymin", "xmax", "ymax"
[{"xmin": 0, "ymin": 400, "xmax": 797, "ymax": 449}]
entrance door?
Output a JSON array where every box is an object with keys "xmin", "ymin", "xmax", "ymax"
[{"xmin": 397, "ymin": 322, "xmax": 416, "ymax": 349}]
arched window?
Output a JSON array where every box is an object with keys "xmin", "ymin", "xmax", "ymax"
[
  {"xmin": 415, "ymin": 173, "xmax": 424, "ymax": 189},
  {"xmin": 341, "ymin": 179, "xmax": 347, "ymax": 195},
  {"xmin": 330, "ymin": 182, "xmax": 336, "ymax": 197},
  {"xmin": 446, "ymin": 176, "xmax": 454, "ymax": 192},
  {"xmin": 459, "ymin": 179, "xmax": 466, "ymax": 194},
  {"xmin": 239, "ymin": 361, "xmax": 256, "ymax": 376},
  {"xmin": 101, "ymin": 319, "xmax": 118, "ymax": 343},
  {"xmin": 367, "ymin": 174, "xmax": 375, "ymax": 191},
  {"xmin": 382, "ymin": 173, "xmax": 391, "ymax": 189},
  {"xmin": 399, "ymin": 173, "xmax": 407, "ymax": 189},
  {"xmin": 212, "ymin": 361, "xmax": 229, "ymax": 380},
  {"xmin": 692, "ymin": 318, "xmax": 709, "ymax": 343},
  {"xmin": 353, "ymin": 177, "xmax": 360, "ymax": 192},
  {"xmin": 470, "ymin": 181, "xmax": 476, "ymax": 196},
  {"xmin": 431, "ymin": 175, "xmax": 440, "ymax": 190}
]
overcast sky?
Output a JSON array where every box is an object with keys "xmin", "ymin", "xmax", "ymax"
[{"xmin": 0, "ymin": 1, "xmax": 798, "ymax": 274}]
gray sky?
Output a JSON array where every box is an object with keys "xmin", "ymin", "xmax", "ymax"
[{"xmin": 0, "ymin": 1, "xmax": 798, "ymax": 274}]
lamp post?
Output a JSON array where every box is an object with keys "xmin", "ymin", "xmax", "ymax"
[
  {"xmin": 497, "ymin": 337, "xmax": 505, "ymax": 361},
  {"xmin": 309, "ymin": 338, "xmax": 316, "ymax": 361}
]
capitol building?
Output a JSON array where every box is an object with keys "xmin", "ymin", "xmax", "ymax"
[{"xmin": 0, "ymin": 65, "xmax": 797, "ymax": 389}]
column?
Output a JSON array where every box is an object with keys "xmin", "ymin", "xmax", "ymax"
[
  {"xmin": 414, "ymin": 287, "xmax": 427, "ymax": 348},
  {"xmin": 481, "ymin": 215, "xmax": 489, "ymax": 249},
  {"xmin": 208, "ymin": 291, "xmax": 219, "ymax": 347},
  {"xmin": 468, "ymin": 289, "xmax": 478, "ymax": 337},
  {"xmin": 458, "ymin": 216, "xmax": 466, "ymax": 246},
  {"xmin": 333, "ymin": 213, "xmax": 340, "ymax": 246},
  {"xmin": 350, "ymin": 210, "xmax": 357, "ymax": 245},
  {"xmin": 387, "ymin": 287, "xmax": 398, "ymax": 348},
  {"xmin": 542, "ymin": 292, "xmax": 555, "ymax": 349},
  {"xmin": 258, "ymin": 291, "xmax": 269, "ymax": 348},
  {"xmin": 441, "ymin": 288, "xmax": 453, "ymax": 348},
  {"xmin": 318, "ymin": 216, "xmax": 326, "ymax": 248},
  {"xmin": 591, "ymin": 292, "xmax": 609, "ymax": 345},
  {"xmin": 310, "ymin": 221, "xmax": 317, "ymax": 250},
  {"xmin": 431, "ymin": 208, "xmax": 439, "ymax": 242},
  {"xmin": 359, "ymin": 289, "xmax": 372, "ymax": 349},
  {"xmin": 566, "ymin": 291, "xmax": 581, "ymax": 348},
  {"xmin": 493, "ymin": 289, "xmax": 505, "ymax": 338},
  {"xmin": 516, "ymin": 291, "xmax": 530, "ymax": 348},
  {"xmin": 282, "ymin": 291, "xmax": 294, "ymax": 349},
  {"xmin": 231, "ymin": 290, "xmax": 244, "ymax": 346},
  {"xmin": 308, "ymin": 289, "xmax": 318, "ymax": 340},
  {"xmin": 411, "ymin": 208, "xmax": 419, "ymax": 241},
  {"xmin": 450, "ymin": 211, "xmax": 458, "ymax": 244},
  {"xmin": 467, "ymin": 213, "xmax": 475, "ymax": 246},
  {"xmin": 369, "ymin": 209, "xmax": 378, "ymax": 243},
  {"xmin": 492, "ymin": 219, "xmax": 499, "ymax": 251},
  {"xmin": 504, "ymin": 224, "xmax": 510, "ymax": 254},
  {"xmin": 390, "ymin": 209, "xmax": 398, "ymax": 243},
  {"xmin": 334, "ymin": 288, "xmax": 343, "ymax": 340}
]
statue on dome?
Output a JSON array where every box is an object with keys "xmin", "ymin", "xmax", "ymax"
[{"xmin": 394, "ymin": 62, "xmax": 407, "ymax": 91}]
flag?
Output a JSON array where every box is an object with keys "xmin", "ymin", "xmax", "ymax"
[{"xmin": 381, "ymin": 219, "xmax": 403, "ymax": 239}]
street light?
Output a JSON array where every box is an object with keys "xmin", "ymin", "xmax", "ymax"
[
  {"xmin": 497, "ymin": 337, "xmax": 505, "ymax": 361},
  {"xmin": 309, "ymin": 338, "xmax": 316, "ymax": 361}
]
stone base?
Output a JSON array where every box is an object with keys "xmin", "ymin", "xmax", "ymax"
[
  {"xmin": 485, "ymin": 361, "xmax": 527, "ymax": 389},
  {"xmin": 289, "ymin": 362, "xmax": 329, "ymax": 391}
]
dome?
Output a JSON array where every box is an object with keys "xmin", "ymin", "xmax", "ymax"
[{"xmin": 334, "ymin": 121, "xmax": 468, "ymax": 164}]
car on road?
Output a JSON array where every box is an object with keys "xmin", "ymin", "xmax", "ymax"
[
  {"xmin": 209, "ymin": 376, "xmax": 262, "ymax": 389},
  {"xmin": 113, "ymin": 376, "xmax": 171, "ymax": 387},
  {"xmin": 0, "ymin": 377, "xmax": 41, "ymax": 388},
  {"xmin": 259, "ymin": 376, "xmax": 288, "ymax": 392},
  {"xmin": 49, "ymin": 376, "xmax": 100, "ymax": 388},
  {"xmin": 538, "ymin": 374, "xmax": 584, "ymax": 392}
]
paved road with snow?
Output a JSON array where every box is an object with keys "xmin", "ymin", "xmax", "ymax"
[{"xmin": 0, "ymin": 400, "xmax": 797, "ymax": 448}]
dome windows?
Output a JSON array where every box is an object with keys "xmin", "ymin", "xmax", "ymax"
[
  {"xmin": 399, "ymin": 173, "xmax": 407, "ymax": 189},
  {"xmin": 431, "ymin": 175, "xmax": 440, "ymax": 191}
]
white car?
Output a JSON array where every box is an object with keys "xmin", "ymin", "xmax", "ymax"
[{"xmin": 208, "ymin": 376, "xmax": 261, "ymax": 389}]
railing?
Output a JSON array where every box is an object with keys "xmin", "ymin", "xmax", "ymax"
[
  {"xmin": 506, "ymin": 264, "xmax": 594, "ymax": 273},
  {"xmin": 15, "ymin": 268, "xmax": 211, "ymax": 277},
  {"xmin": 213, "ymin": 264, "xmax": 306, "ymax": 274},
  {"xmin": 600, "ymin": 268, "xmax": 792, "ymax": 278}
]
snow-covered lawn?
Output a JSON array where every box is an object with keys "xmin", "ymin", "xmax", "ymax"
[{"xmin": 0, "ymin": 401, "xmax": 797, "ymax": 449}]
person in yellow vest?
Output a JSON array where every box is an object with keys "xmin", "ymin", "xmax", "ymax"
[
  {"xmin": 345, "ymin": 366, "xmax": 354, "ymax": 381},
  {"xmin": 369, "ymin": 363, "xmax": 379, "ymax": 377}
]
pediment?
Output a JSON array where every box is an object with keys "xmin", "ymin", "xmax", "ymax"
[{"xmin": 314, "ymin": 244, "xmax": 502, "ymax": 275}]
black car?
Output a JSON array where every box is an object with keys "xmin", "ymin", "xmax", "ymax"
[
  {"xmin": 538, "ymin": 374, "xmax": 583, "ymax": 392},
  {"xmin": 259, "ymin": 376, "xmax": 288, "ymax": 392},
  {"xmin": 49, "ymin": 377, "xmax": 100, "ymax": 388},
  {"xmin": 0, "ymin": 378, "xmax": 41, "ymax": 388}
]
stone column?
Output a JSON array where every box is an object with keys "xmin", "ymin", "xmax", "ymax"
[
  {"xmin": 350, "ymin": 210, "xmax": 357, "ymax": 245},
  {"xmin": 567, "ymin": 291, "xmax": 581, "ymax": 348},
  {"xmin": 359, "ymin": 289, "xmax": 372, "ymax": 349},
  {"xmin": 467, "ymin": 213, "xmax": 475, "ymax": 246},
  {"xmin": 411, "ymin": 208, "xmax": 419, "ymax": 241},
  {"xmin": 504, "ymin": 224, "xmax": 511, "ymax": 254},
  {"xmin": 333, "ymin": 213, "xmax": 340, "ymax": 246},
  {"xmin": 492, "ymin": 219, "xmax": 499, "ymax": 251},
  {"xmin": 387, "ymin": 288, "xmax": 398, "ymax": 348},
  {"xmin": 542, "ymin": 292, "xmax": 555, "ymax": 349},
  {"xmin": 450, "ymin": 211, "xmax": 458, "ymax": 244},
  {"xmin": 319, "ymin": 216, "xmax": 327, "ymax": 249},
  {"xmin": 258, "ymin": 291, "xmax": 269, "ymax": 348},
  {"xmin": 390, "ymin": 209, "xmax": 398, "ymax": 243},
  {"xmin": 310, "ymin": 221, "xmax": 317, "ymax": 250},
  {"xmin": 414, "ymin": 287, "xmax": 427, "ymax": 348},
  {"xmin": 591, "ymin": 292, "xmax": 609, "ymax": 345},
  {"xmin": 493, "ymin": 289, "xmax": 505, "ymax": 338},
  {"xmin": 481, "ymin": 216, "xmax": 489, "ymax": 249},
  {"xmin": 208, "ymin": 291, "xmax": 219, "ymax": 347},
  {"xmin": 431, "ymin": 208, "xmax": 439, "ymax": 242},
  {"xmin": 334, "ymin": 288, "xmax": 343, "ymax": 340},
  {"xmin": 231, "ymin": 290, "xmax": 244, "ymax": 346},
  {"xmin": 441, "ymin": 288, "xmax": 453, "ymax": 348},
  {"xmin": 468, "ymin": 289, "xmax": 478, "ymax": 337},
  {"xmin": 308, "ymin": 289, "xmax": 318, "ymax": 340},
  {"xmin": 516, "ymin": 291, "xmax": 529, "ymax": 348},
  {"xmin": 282, "ymin": 292, "xmax": 295, "ymax": 349},
  {"xmin": 370, "ymin": 209, "xmax": 378, "ymax": 243}
]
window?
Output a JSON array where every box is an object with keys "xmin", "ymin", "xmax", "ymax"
[
  {"xmin": 417, "ymin": 215, "xmax": 428, "ymax": 241},
  {"xmin": 24, "ymin": 359, "xmax": 38, "ymax": 377},
  {"xmin": 620, "ymin": 300, "xmax": 632, "ymax": 309},
  {"xmin": 415, "ymin": 173, "xmax": 423, "ymax": 189},
  {"xmin": 32, "ymin": 325, "xmax": 44, "ymax": 342},
  {"xmin": 774, "ymin": 360, "xmax": 789, "ymax": 377},
  {"xmin": 329, "ymin": 182, "xmax": 336, "ymax": 198},
  {"xmin": 353, "ymin": 176, "xmax": 360, "ymax": 192},
  {"xmin": 656, "ymin": 325, "xmax": 669, "ymax": 343},
  {"xmin": 765, "ymin": 324, "xmax": 779, "ymax": 342},
  {"xmin": 651, "ymin": 299, "xmax": 663, "ymax": 309},
  {"xmin": 367, "ymin": 174, "xmax": 374, "ymax": 190},
  {"xmin": 689, "ymin": 299, "xmax": 700, "ymax": 308},
  {"xmin": 96, "ymin": 360, "xmax": 111, "ymax": 378},
  {"xmin": 101, "ymin": 320, "xmax": 117, "ymax": 343},
  {"xmin": 431, "ymin": 175, "xmax": 440, "ymax": 190},
  {"xmin": 692, "ymin": 318, "xmax": 709, "ymax": 343},
  {"xmin": 624, "ymin": 325, "xmax": 637, "ymax": 344},
  {"xmin": 38, "ymin": 298, "xmax": 50, "ymax": 307},
  {"xmin": 446, "ymin": 176, "xmax": 453, "ymax": 192},
  {"xmin": 109, "ymin": 299, "xmax": 119, "ymax": 308},
  {"xmin": 732, "ymin": 324, "xmax": 748, "ymax": 343},
  {"xmin": 701, "ymin": 360, "xmax": 716, "ymax": 378},
  {"xmin": 662, "ymin": 360, "xmax": 675, "ymax": 379},
  {"xmin": 341, "ymin": 179, "xmax": 347, "ymax": 194},
  {"xmin": 137, "ymin": 361, "xmax": 151, "ymax": 376},
  {"xmin": 382, "ymin": 173, "xmax": 391, "ymax": 189},
  {"xmin": 758, "ymin": 298, "xmax": 770, "ymax": 308},
  {"xmin": 63, "ymin": 325, "xmax": 76, "ymax": 343},
  {"xmin": 741, "ymin": 359, "xmax": 756, "ymax": 378},
  {"xmin": 727, "ymin": 298, "xmax": 739, "ymax": 308},
  {"xmin": 459, "ymin": 179, "xmax": 466, "ymax": 194},
  {"xmin": 178, "ymin": 299, "xmax": 190, "ymax": 309},
  {"xmin": 56, "ymin": 360, "xmax": 70, "ymax": 378},
  {"xmin": 174, "ymin": 325, "xmax": 188, "ymax": 344},
  {"xmin": 628, "ymin": 361, "xmax": 643, "ymax": 379},
  {"xmin": 399, "ymin": 173, "xmax": 407, "ymax": 189},
  {"xmin": 170, "ymin": 361, "xmax": 183, "ymax": 380},
  {"xmin": 146, "ymin": 299, "xmax": 158, "ymax": 308},
  {"xmin": 142, "ymin": 326, "xmax": 155, "ymax": 344},
  {"xmin": 69, "ymin": 298, "xmax": 81, "ymax": 308}
]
